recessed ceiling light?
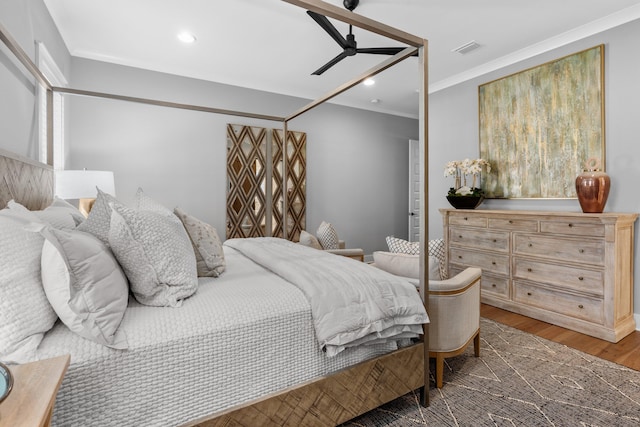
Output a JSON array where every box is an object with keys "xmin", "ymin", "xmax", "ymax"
[
  {"xmin": 177, "ymin": 32, "xmax": 197, "ymax": 44},
  {"xmin": 452, "ymin": 40, "xmax": 480, "ymax": 54},
  {"xmin": 370, "ymin": 98, "xmax": 380, "ymax": 104},
  {"xmin": 363, "ymin": 78, "xmax": 375, "ymax": 86}
]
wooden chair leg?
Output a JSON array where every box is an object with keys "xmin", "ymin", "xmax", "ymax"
[
  {"xmin": 435, "ymin": 353, "xmax": 444, "ymax": 388},
  {"xmin": 474, "ymin": 330, "xmax": 480, "ymax": 357}
]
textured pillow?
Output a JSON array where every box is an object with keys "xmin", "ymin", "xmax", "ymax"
[
  {"xmin": 174, "ymin": 207, "xmax": 225, "ymax": 277},
  {"xmin": 8, "ymin": 198, "xmax": 79, "ymax": 230},
  {"xmin": 38, "ymin": 226, "xmax": 129, "ymax": 349},
  {"xmin": 135, "ymin": 187, "xmax": 175, "ymax": 217},
  {"xmin": 316, "ymin": 221, "xmax": 339, "ymax": 250},
  {"xmin": 373, "ymin": 251, "xmax": 441, "ymax": 280},
  {"xmin": 0, "ymin": 209, "xmax": 57, "ymax": 363},
  {"xmin": 77, "ymin": 188, "xmax": 119, "ymax": 244},
  {"xmin": 386, "ymin": 236, "xmax": 420, "ymax": 255},
  {"xmin": 298, "ymin": 230, "xmax": 322, "ymax": 250},
  {"xmin": 109, "ymin": 202, "xmax": 197, "ymax": 307}
]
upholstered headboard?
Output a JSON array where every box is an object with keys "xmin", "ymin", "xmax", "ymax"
[{"xmin": 0, "ymin": 148, "xmax": 53, "ymax": 210}]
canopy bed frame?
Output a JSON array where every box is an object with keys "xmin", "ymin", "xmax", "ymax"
[{"xmin": 0, "ymin": 0, "xmax": 430, "ymax": 424}]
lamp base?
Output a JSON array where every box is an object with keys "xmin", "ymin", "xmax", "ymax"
[{"xmin": 78, "ymin": 198, "xmax": 96, "ymax": 217}]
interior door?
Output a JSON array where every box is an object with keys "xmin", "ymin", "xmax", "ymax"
[{"xmin": 408, "ymin": 139, "xmax": 420, "ymax": 242}]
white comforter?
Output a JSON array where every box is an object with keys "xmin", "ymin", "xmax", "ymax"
[{"xmin": 224, "ymin": 237, "xmax": 429, "ymax": 356}]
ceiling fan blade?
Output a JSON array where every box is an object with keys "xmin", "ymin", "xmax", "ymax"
[
  {"xmin": 356, "ymin": 47, "xmax": 417, "ymax": 56},
  {"xmin": 307, "ymin": 10, "xmax": 348, "ymax": 49},
  {"xmin": 311, "ymin": 51, "xmax": 349, "ymax": 75}
]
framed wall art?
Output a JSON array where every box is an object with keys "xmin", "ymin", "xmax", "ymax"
[{"xmin": 479, "ymin": 45, "xmax": 604, "ymax": 199}]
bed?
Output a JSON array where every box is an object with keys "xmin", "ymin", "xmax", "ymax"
[{"xmin": 0, "ymin": 151, "xmax": 429, "ymax": 426}]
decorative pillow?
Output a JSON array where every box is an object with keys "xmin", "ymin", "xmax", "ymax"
[
  {"xmin": 0, "ymin": 209, "xmax": 57, "ymax": 363},
  {"xmin": 8, "ymin": 198, "xmax": 79, "ymax": 230},
  {"xmin": 316, "ymin": 221, "xmax": 339, "ymax": 250},
  {"xmin": 38, "ymin": 226, "xmax": 129, "ymax": 349},
  {"xmin": 135, "ymin": 187, "xmax": 174, "ymax": 217},
  {"xmin": 108, "ymin": 202, "xmax": 198, "ymax": 307},
  {"xmin": 386, "ymin": 236, "xmax": 420, "ymax": 255},
  {"xmin": 373, "ymin": 251, "xmax": 441, "ymax": 280},
  {"xmin": 428, "ymin": 238, "xmax": 447, "ymax": 280},
  {"xmin": 174, "ymin": 207, "xmax": 225, "ymax": 277},
  {"xmin": 298, "ymin": 230, "xmax": 322, "ymax": 250},
  {"xmin": 77, "ymin": 188, "xmax": 119, "ymax": 244}
]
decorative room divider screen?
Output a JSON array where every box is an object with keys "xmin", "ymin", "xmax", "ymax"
[{"xmin": 226, "ymin": 124, "xmax": 306, "ymax": 241}]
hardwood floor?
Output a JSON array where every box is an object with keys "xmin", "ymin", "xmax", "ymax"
[{"xmin": 481, "ymin": 304, "xmax": 640, "ymax": 371}]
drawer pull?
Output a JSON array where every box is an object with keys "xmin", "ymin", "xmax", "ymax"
[
  {"xmin": 493, "ymin": 239, "xmax": 497, "ymax": 242},
  {"xmin": 508, "ymin": 220, "xmax": 513, "ymax": 224},
  {"xmin": 459, "ymin": 235, "xmax": 463, "ymax": 239},
  {"xmin": 491, "ymin": 284, "xmax": 497, "ymax": 288},
  {"xmin": 578, "ymin": 276, "xmax": 584, "ymax": 281},
  {"xmin": 527, "ymin": 292, "xmax": 532, "ymax": 296},
  {"xmin": 527, "ymin": 268, "xmax": 532, "ymax": 272},
  {"xmin": 528, "ymin": 243, "xmax": 533, "ymax": 247},
  {"xmin": 491, "ymin": 261, "xmax": 496, "ymax": 265},
  {"xmin": 464, "ymin": 217, "xmax": 468, "ymax": 221},
  {"xmin": 578, "ymin": 304, "xmax": 584, "ymax": 309},
  {"xmin": 579, "ymin": 249, "xmax": 585, "ymax": 253},
  {"xmin": 458, "ymin": 255, "xmax": 462, "ymax": 259},
  {"xmin": 568, "ymin": 223, "xmax": 573, "ymax": 227}
]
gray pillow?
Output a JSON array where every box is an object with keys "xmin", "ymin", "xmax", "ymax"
[
  {"xmin": 8, "ymin": 198, "xmax": 79, "ymax": 230},
  {"xmin": 0, "ymin": 209, "xmax": 57, "ymax": 363},
  {"xmin": 77, "ymin": 188, "xmax": 119, "ymax": 244},
  {"xmin": 39, "ymin": 226, "xmax": 129, "ymax": 349},
  {"xmin": 109, "ymin": 202, "xmax": 197, "ymax": 307},
  {"xmin": 174, "ymin": 207, "xmax": 225, "ymax": 277}
]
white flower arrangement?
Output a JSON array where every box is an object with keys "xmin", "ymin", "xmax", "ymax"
[{"xmin": 444, "ymin": 158, "xmax": 491, "ymax": 196}]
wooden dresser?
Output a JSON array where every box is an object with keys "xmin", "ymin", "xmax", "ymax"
[{"xmin": 440, "ymin": 209, "xmax": 638, "ymax": 342}]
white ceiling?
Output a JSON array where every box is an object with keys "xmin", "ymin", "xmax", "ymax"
[{"xmin": 43, "ymin": 0, "xmax": 640, "ymax": 119}]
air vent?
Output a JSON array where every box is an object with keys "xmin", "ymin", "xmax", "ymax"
[{"xmin": 452, "ymin": 40, "xmax": 480, "ymax": 54}]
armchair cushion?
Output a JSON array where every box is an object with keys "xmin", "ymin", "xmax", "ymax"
[
  {"xmin": 372, "ymin": 251, "xmax": 440, "ymax": 281},
  {"xmin": 299, "ymin": 230, "xmax": 322, "ymax": 250}
]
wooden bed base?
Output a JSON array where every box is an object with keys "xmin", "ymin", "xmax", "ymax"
[{"xmin": 185, "ymin": 343, "xmax": 425, "ymax": 427}]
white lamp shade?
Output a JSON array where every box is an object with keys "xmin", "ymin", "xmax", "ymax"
[{"xmin": 55, "ymin": 170, "xmax": 116, "ymax": 199}]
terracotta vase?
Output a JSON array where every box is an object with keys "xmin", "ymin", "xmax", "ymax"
[{"xmin": 575, "ymin": 157, "xmax": 610, "ymax": 213}]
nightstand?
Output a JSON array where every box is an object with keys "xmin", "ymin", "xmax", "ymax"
[{"xmin": 0, "ymin": 354, "xmax": 70, "ymax": 427}]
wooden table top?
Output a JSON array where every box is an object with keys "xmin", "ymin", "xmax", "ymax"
[{"xmin": 0, "ymin": 354, "xmax": 70, "ymax": 427}]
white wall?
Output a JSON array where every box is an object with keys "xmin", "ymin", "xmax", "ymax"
[
  {"xmin": 428, "ymin": 18, "xmax": 640, "ymax": 319},
  {"xmin": 67, "ymin": 58, "xmax": 418, "ymax": 256}
]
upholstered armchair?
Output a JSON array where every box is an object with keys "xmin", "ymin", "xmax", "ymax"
[
  {"xmin": 372, "ymin": 238, "xmax": 481, "ymax": 388},
  {"xmin": 298, "ymin": 221, "xmax": 364, "ymax": 261}
]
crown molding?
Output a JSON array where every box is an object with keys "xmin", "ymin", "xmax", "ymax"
[{"xmin": 429, "ymin": 4, "xmax": 640, "ymax": 94}]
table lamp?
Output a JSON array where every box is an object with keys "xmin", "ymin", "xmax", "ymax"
[{"xmin": 55, "ymin": 170, "xmax": 116, "ymax": 217}]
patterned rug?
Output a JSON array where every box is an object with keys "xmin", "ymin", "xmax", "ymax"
[{"xmin": 342, "ymin": 318, "xmax": 640, "ymax": 426}]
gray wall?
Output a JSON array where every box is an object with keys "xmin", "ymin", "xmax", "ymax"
[
  {"xmin": 0, "ymin": 0, "xmax": 70, "ymax": 159},
  {"xmin": 428, "ymin": 18, "xmax": 640, "ymax": 319},
  {"xmin": 68, "ymin": 58, "xmax": 418, "ymax": 256}
]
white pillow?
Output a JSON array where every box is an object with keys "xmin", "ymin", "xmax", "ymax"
[
  {"xmin": 38, "ymin": 226, "xmax": 129, "ymax": 349},
  {"xmin": 77, "ymin": 188, "xmax": 119, "ymax": 244},
  {"xmin": 0, "ymin": 209, "xmax": 57, "ymax": 363},
  {"xmin": 174, "ymin": 207, "xmax": 225, "ymax": 278},
  {"xmin": 108, "ymin": 202, "xmax": 198, "ymax": 307},
  {"xmin": 372, "ymin": 251, "xmax": 441, "ymax": 280},
  {"xmin": 316, "ymin": 221, "xmax": 339, "ymax": 250},
  {"xmin": 298, "ymin": 230, "xmax": 322, "ymax": 250},
  {"xmin": 386, "ymin": 236, "xmax": 420, "ymax": 255},
  {"xmin": 8, "ymin": 198, "xmax": 79, "ymax": 230}
]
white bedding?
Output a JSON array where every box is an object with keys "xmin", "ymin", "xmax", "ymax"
[
  {"xmin": 225, "ymin": 237, "xmax": 429, "ymax": 356},
  {"xmin": 37, "ymin": 247, "xmax": 405, "ymax": 427}
]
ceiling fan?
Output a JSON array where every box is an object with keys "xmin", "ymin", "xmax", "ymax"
[{"xmin": 307, "ymin": 0, "xmax": 413, "ymax": 75}]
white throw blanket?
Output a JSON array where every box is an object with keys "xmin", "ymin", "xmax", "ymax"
[{"xmin": 224, "ymin": 237, "xmax": 429, "ymax": 356}]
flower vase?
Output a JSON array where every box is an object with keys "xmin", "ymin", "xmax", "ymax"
[
  {"xmin": 575, "ymin": 157, "xmax": 610, "ymax": 213},
  {"xmin": 446, "ymin": 195, "xmax": 485, "ymax": 210}
]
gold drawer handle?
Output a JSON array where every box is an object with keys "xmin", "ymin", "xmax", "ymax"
[
  {"xmin": 578, "ymin": 304, "xmax": 584, "ymax": 309},
  {"xmin": 578, "ymin": 276, "xmax": 584, "ymax": 281}
]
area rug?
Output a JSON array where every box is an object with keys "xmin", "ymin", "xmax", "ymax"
[{"xmin": 342, "ymin": 318, "xmax": 640, "ymax": 426}]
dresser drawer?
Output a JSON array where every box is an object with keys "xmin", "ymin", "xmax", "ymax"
[
  {"xmin": 488, "ymin": 218, "xmax": 538, "ymax": 232},
  {"xmin": 449, "ymin": 227, "xmax": 509, "ymax": 252},
  {"xmin": 513, "ymin": 258, "xmax": 603, "ymax": 296},
  {"xmin": 448, "ymin": 213, "xmax": 487, "ymax": 228},
  {"xmin": 481, "ymin": 273, "xmax": 509, "ymax": 299},
  {"xmin": 513, "ymin": 233, "xmax": 604, "ymax": 265},
  {"xmin": 513, "ymin": 281, "xmax": 604, "ymax": 324},
  {"xmin": 540, "ymin": 219, "xmax": 605, "ymax": 237},
  {"xmin": 449, "ymin": 248, "xmax": 509, "ymax": 275}
]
